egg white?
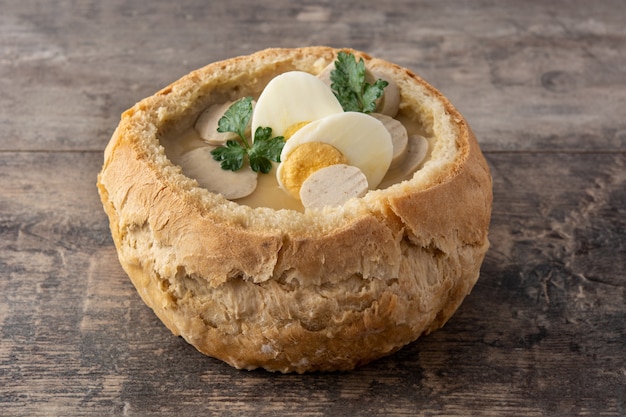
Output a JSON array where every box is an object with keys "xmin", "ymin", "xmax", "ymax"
[
  {"xmin": 251, "ymin": 71, "xmax": 344, "ymax": 138},
  {"xmin": 280, "ymin": 112, "xmax": 393, "ymax": 189}
]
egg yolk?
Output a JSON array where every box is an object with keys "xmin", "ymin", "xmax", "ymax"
[
  {"xmin": 279, "ymin": 142, "xmax": 348, "ymax": 199},
  {"xmin": 283, "ymin": 121, "xmax": 311, "ymax": 140}
]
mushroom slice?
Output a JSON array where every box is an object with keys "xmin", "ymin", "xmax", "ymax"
[
  {"xmin": 178, "ymin": 146, "xmax": 258, "ymax": 199},
  {"xmin": 300, "ymin": 164, "xmax": 368, "ymax": 210},
  {"xmin": 369, "ymin": 113, "xmax": 408, "ymax": 169}
]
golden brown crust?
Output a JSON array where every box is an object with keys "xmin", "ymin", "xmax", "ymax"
[{"xmin": 97, "ymin": 46, "xmax": 492, "ymax": 373}]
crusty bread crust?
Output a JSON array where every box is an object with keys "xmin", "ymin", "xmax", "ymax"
[{"xmin": 97, "ymin": 47, "xmax": 492, "ymax": 373}]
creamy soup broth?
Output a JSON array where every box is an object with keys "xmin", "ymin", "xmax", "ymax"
[{"xmin": 160, "ymin": 104, "xmax": 430, "ymax": 212}]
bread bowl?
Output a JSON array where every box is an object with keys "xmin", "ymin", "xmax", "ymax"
[{"xmin": 96, "ymin": 46, "xmax": 492, "ymax": 373}]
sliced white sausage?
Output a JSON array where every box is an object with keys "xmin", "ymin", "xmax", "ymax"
[
  {"xmin": 378, "ymin": 134, "xmax": 430, "ymax": 189},
  {"xmin": 194, "ymin": 102, "xmax": 238, "ymax": 146},
  {"xmin": 369, "ymin": 113, "xmax": 408, "ymax": 169},
  {"xmin": 316, "ymin": 62, "xmax": 335, "ymax": 86},
  {"xmin": 299, "ymin": 164, "xmax": 368, "ymax": 210},
  {"xmin": 195, "ymin": 101, "xmax": 255, "ymax": 146},
  {"xmin": 177, "ymin": 146, "xmax": 257, "ymax": 199},
  {"xmin": 372, "ymin": 70, "xmax": 400, "ymax": 117},
  {"xmin": 317, "ymin": 61, "xmax": 377, "ymax": 89},
  {"xmin": 318, "ymin": 63, "xmax": 401, "ymax": 117},
  {"xmin": 400, "ymin": 134, "xmax": 429, "ymax": 175}
]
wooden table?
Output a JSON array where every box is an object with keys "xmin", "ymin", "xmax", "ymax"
[{"xmin": 1, "ymin": 1, "xmax": 624, "ymax": 415}]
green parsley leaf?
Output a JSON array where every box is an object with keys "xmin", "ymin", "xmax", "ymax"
[
  {"xmin": 362, "ymin": 79, "xmax": 389, "ymax": 113},
  {"xmin": 248, "ymin": 127, "xmax": 285, "ymax": 173},
  {"xmin": 330, "ymin": 51, "xmax": 388, "ymax": 113},
  {"xmin": 217, "ymin": 96, "xmax": 253, "ymax": 146},
  {"xmin": 210, "ymin": 139, "xmax": 246, "ymax": 171},
  {"xmin": 210, "ymin": 100, "xmax": 285, "ymax": 174}
]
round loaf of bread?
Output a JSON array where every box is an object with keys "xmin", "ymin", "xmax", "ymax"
[{"xmin": 97, "ymin": 47, "xmax": 492, "ymax": 373}]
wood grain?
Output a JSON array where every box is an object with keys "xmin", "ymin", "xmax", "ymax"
[
  {"xmin": 1, "ymin": 1, "xmax": 624, "ymax": 153},
  {"xmin": 1, "ymin": 0, "xmax": 624, "ymax": 415},
  {"xmin": 1, "ymin": 151, "xmax": 623, "ymax": 416}
]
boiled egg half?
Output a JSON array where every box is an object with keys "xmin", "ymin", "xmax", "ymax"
[
  {"xmin": 251, "ymin": 71, "xmax": 344, "ymax": 139},
  {"xmin": 277, "ymin": 111, "xmax": 393, "ymax": 198}
]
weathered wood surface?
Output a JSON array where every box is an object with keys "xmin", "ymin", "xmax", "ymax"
[{"xmin": 1, "ymin": 1, "xmax": 624, "ymax": 416}]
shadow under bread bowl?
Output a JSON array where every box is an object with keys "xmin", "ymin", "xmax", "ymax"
[{"xmin": 96, "ymin": 47, "xmax": 492, "ymax": 373}]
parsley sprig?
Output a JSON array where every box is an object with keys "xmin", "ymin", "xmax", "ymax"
[
  {"xmin": 210, "ymin": 97, "xmax": 285, "ymax": 174},
  {"xmin": 330, "ymin": 51, "xmax": 388, "ymax": 113}
]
